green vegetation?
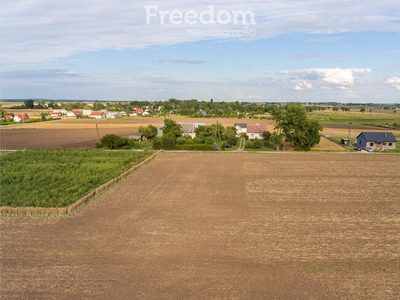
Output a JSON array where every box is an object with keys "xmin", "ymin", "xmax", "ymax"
[
  {"xmin": 273, "ymin": 103, "xmax": 322, "ymax": 151},
  {"xmin": 152, "ymin": 119, "xmax": 238, "ymax": 151},
  {"xmin": 0, "ymin": 150, "xmax": 152, "ymax": 207},
  {"xmin": 245, "ymin": 131, "xmax": 283, "ymax": 151},
  {"xmin": 96, "ymin": 134, "xmax": 151, "ymax": 149}
]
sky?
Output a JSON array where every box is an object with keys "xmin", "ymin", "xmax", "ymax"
[{"xmin": 1, "ymin": 0, "xmax": 400, "ymax": 103}]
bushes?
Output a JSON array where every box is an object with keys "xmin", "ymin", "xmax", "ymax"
[
  {"xmin": 100, "ymin": 134, "xmax": 127, "ymax": 149},
  {"xmin": 226, "ymin": 135, "xmax": 238, "ymax": 146},
  {"xmin": 152, "ymin": 137, "xmax": 162, "ymax": 150},
  {"xmin": 161, "ymin": 132, "xmax": 176, "ymax": 150},
  {"xmin": 176, "ymin": 144, "xmax": 213, "ymax": 150}
]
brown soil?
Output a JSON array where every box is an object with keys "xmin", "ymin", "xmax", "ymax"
[
  {"xmin": 0, "ymin": 128, "xmax": 137, "ymax": 149},
  {"xmin": 2, "ymin": 153, "xmax": 399, "ymax": 299}
]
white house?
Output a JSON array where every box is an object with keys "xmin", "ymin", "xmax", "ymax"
[
  {"xmin": 234, "ymin": 123, "xmax": 248, "ymax": 136},
  {"xmin": 106, "ymin": 112, "xmax": 121, "ymax": 118},
  {"xmin": 82, "ymin": 109, "xmax": 93, "ymax": 116},
  {"xmin": 90, "ymin": 111, "xmax": 106, "ymax": 119},
  {"xmin": 54, "ymin": 109, "xmax": 68, "ymax": 115},
  {"xmin": 67, "ymin": 110, "xmax": 81, "ymax": 117},
  {"xmin": 247, "ymin": 124, "xmax": 266, "ymax": 139},
  {"xmin": 13, "ymin": 115, "xmax": 29, "ymax": 122}
]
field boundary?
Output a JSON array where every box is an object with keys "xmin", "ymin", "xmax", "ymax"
[{"xmin": 0, "ymin": 150, "xmax": 163, "ymax": 217}]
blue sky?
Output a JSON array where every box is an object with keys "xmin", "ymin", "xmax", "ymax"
[{"xmin": 1, "ymin": 0, "xmax": 400, "ymax": 102}]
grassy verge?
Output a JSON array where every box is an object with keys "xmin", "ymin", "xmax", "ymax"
[{"xmin": 1, "ymin": 150, "xmax": 152, "ymax": 208}]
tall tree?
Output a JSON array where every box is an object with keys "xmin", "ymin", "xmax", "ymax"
[
  {"xmin": 163, "ymin": 119, "xmax": 182, "ymax": 138},
  {"xmin": 274, "ymin": 103, "xmax": 322, "ymax": 151},
  {"xmin": 24, "ymin": 99, "xmax": 34, "ymax": 108}
]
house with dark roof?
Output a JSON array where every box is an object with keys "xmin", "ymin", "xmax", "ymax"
[
  {"xmin": 234, "ymin": 123, "xmax": 247, "ymax": 136},
  {"xmin": 128, "ymin": 132, "xmax": 144, "ymax": 142},
  {"xmin": 357, "ymin": 132, "xmax": 397, "ymax": 150},
  {"xmin": 247, "ymin": 123, "xmax": 267, "ymax": 139},
  {"xmin": 178, "ymin": 123, "xmax": 196, "ymax": 138}
]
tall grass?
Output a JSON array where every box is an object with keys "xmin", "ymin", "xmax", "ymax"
[{"xmin": 0, "ymin": 150, "xmax": 152, "ymax": 208}]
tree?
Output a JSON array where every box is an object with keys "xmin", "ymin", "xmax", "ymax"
[
  {"xmin": 226, "ymin": 135, "xmax": 238, "ymax": 146},
  {"xmin": 163, "ymin": 119, "xmax": 181, "ymax": 138},
  {"xmin": 369, "ymin": 108, "xmax": 373, "ymax": 114},
  {"xmin": 274, "ymin": 103, "xmax": 322, "ymax": 151},
  {"xmin": 162, "ymin": 132, "xmax": 176, "ymax": 150},
  {"xmin": 263, "ymin": 131, "xmax": 272, "ymax": 142},
  {"xmin": 212, "ymin": 142, "xmax": 219, "ymax": 151},
  {"xmin": 360, "ymin": 107, "xmax": 366, "ymax": 113},
  {"xmin": 24, "ymin": 99, "xmax": 34, "ymax": 108},
  {"xmin": 139, "ymin": 125, "xmax": 157, "ymax": 139},
  {"xmin": 37, "ymin": 100, "xmax": 45, "ymax": 107},
  {"xmin": 100, "ymin": 134, "xmax": 127, "ymax": 149},
  {"xmin": 271, "ymin": 132, "xmax": 284, "ymax": 150},
  {"xmin": 40, "ymin": 112, "xmax": 46, "ymax": 121},
  {"xmin": 152, "ymin": 137, "xmax": 162, "ymax": 150},
  {"xmin": 332, "ymin": 106, "xmax": 339, "ymax": 112}
]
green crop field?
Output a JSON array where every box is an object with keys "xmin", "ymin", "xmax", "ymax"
[
  {"xmin": 310, "ymin": 111, "xmax": 400, "ymax": 122},
  {"xmin": 0, "ymin": 150, "xmax": 152, "ymax": 208}
]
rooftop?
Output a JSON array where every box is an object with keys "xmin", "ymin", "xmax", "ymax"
[{"xmin": 358, "ymin": 132, "xmax": 397, "ymax": 143}]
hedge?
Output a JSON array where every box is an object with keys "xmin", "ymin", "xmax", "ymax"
[{"xmin": 176, "ymin": 144, "xmax": 213, "ymax": 150}]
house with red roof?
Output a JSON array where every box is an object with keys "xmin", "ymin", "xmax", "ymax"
[
  {"xmin": 247, "ymin": 123, "xmax": 267, "ymax": 139},
  {"xmin": 3, "ymin": 115, "xmax": 13, "ymax": 120},
  {"xmin": 67, "ymin": 110, "xmax": 81, "ymax": 117},
  {"xmin": 13, "ymin": 115, "xmax": 29, "ymax": 122},
  {"xmin": 136, "ymin": 108, "xmax": 143, "ymax": 113},
  {"xmin": 90, "ymin": 111, "xmax": 106, "ymax": 119},
  {"xmin": 50, "ymin": 112, "xmax": 61, "ymax": 117}
]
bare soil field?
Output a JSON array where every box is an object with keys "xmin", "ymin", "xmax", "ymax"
[
  {"xmin": 0, "ymin": 128, "xmax": 137, "ymax": 149},
  {"xmin": 2, "ymin": 153, "xmax": 399, "ymax": 299},
  {"xmin": 4, "ymin": 117, "xmax": 276, "ymax": 129}
]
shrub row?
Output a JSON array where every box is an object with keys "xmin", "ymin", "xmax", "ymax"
[{"xmin": 176, "ymin": 144, "xmax": 213, "ymax": 151}]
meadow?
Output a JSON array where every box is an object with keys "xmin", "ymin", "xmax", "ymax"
[{"xmin": 0, "ymin": 150, "xmax": 152, "ymax": 207}]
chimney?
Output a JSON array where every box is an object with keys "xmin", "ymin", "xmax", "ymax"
[{"xmin": 384, "ymin": 133, "xmax": 387, "ymax": 137}]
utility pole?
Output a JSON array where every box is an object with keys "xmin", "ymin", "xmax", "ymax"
[
  {"xmin": 2, "ymin": 128, "xmax": 6, "ymax": 148},
  {"xmin": 95, "ymin": 123, "xmax": 100, "ymax": 143},
  {"xmin": 347, "ymin": 122, "xmax": 352, "ymax": 146}
]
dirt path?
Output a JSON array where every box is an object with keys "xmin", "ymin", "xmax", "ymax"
[{"xmin": 2, "ymin": 153, "xmax": 400, "ymax": 299}]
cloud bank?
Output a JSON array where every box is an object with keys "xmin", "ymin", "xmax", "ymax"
[{"xmin": 1, "ymin": 0, "xmax": 400, "ymax": 63}]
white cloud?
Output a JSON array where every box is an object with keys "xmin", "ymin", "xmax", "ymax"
[
  {"xmin": 248, "ymin": 94, "xmax": 261, "ymax": 99},
  {"xmin": 293, "ymin": 81, "xmax": 313, "ymax": 91},
  {"xmin": 386, "ymin": 77, "xmax": 400, "ymax": 90},
  {"xmin": 321, "ymin": 86, "xmax": 330, "ymax": 89},
  {"xmin": 1, "ymin": 0, "xmax": 400, "ymax": 63},
  {"xmin": 278, "ymin": 68, "xmax": 371, "ymax": 86}
]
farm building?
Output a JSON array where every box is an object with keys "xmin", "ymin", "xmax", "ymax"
[
  {"xmin": 13, "ymin": 115, "xmax": 29, "ymax": 122},
  {"xmin": 82, "ymin": 109, "xmax": 93, "ymax": 116},
  {"xmin": 178, "ymin": 123, "xmax": 196, "ymax": 138},
  {"xmin": 157, "ymin": 125, "xmax": 164, "ymax": 137},
  {"xmin": 106, "ymin": 112, "xmax": 121, "ymax": 118},
  {"xmin": 128, "ymin": 133, "xmax": 145, "ymax": 142},
  {"xmin": 50, "ymin": 112, "xmax": 61, "ymax": 117},
  {"xmin": 357, "ymin": 132, "xmax": 397, "ymax": 150},
  {"xmin": 197, "ymin": 109, "xmax": 207, "ymax": 115},
  {"xmin": 54, "ymin": 109, "xmax": 68, "ymax": 115},
  {"xmin": 234, "ymin": 123, "xmax": 247, "ymax": 136},
  {"xmin": 3, "ymin": 115, "xmax": 13, "ymax": 120},
  {"xmin": 247, "ymin": 124, "xmax": 266, "ymax": 139},
  {"xmin": 67, "ymin": 110, "xmax": 81, "ymax": 117},
  {"xmin": 90, "ymin": 112, "xmax": 106, "ymax": 119}
]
